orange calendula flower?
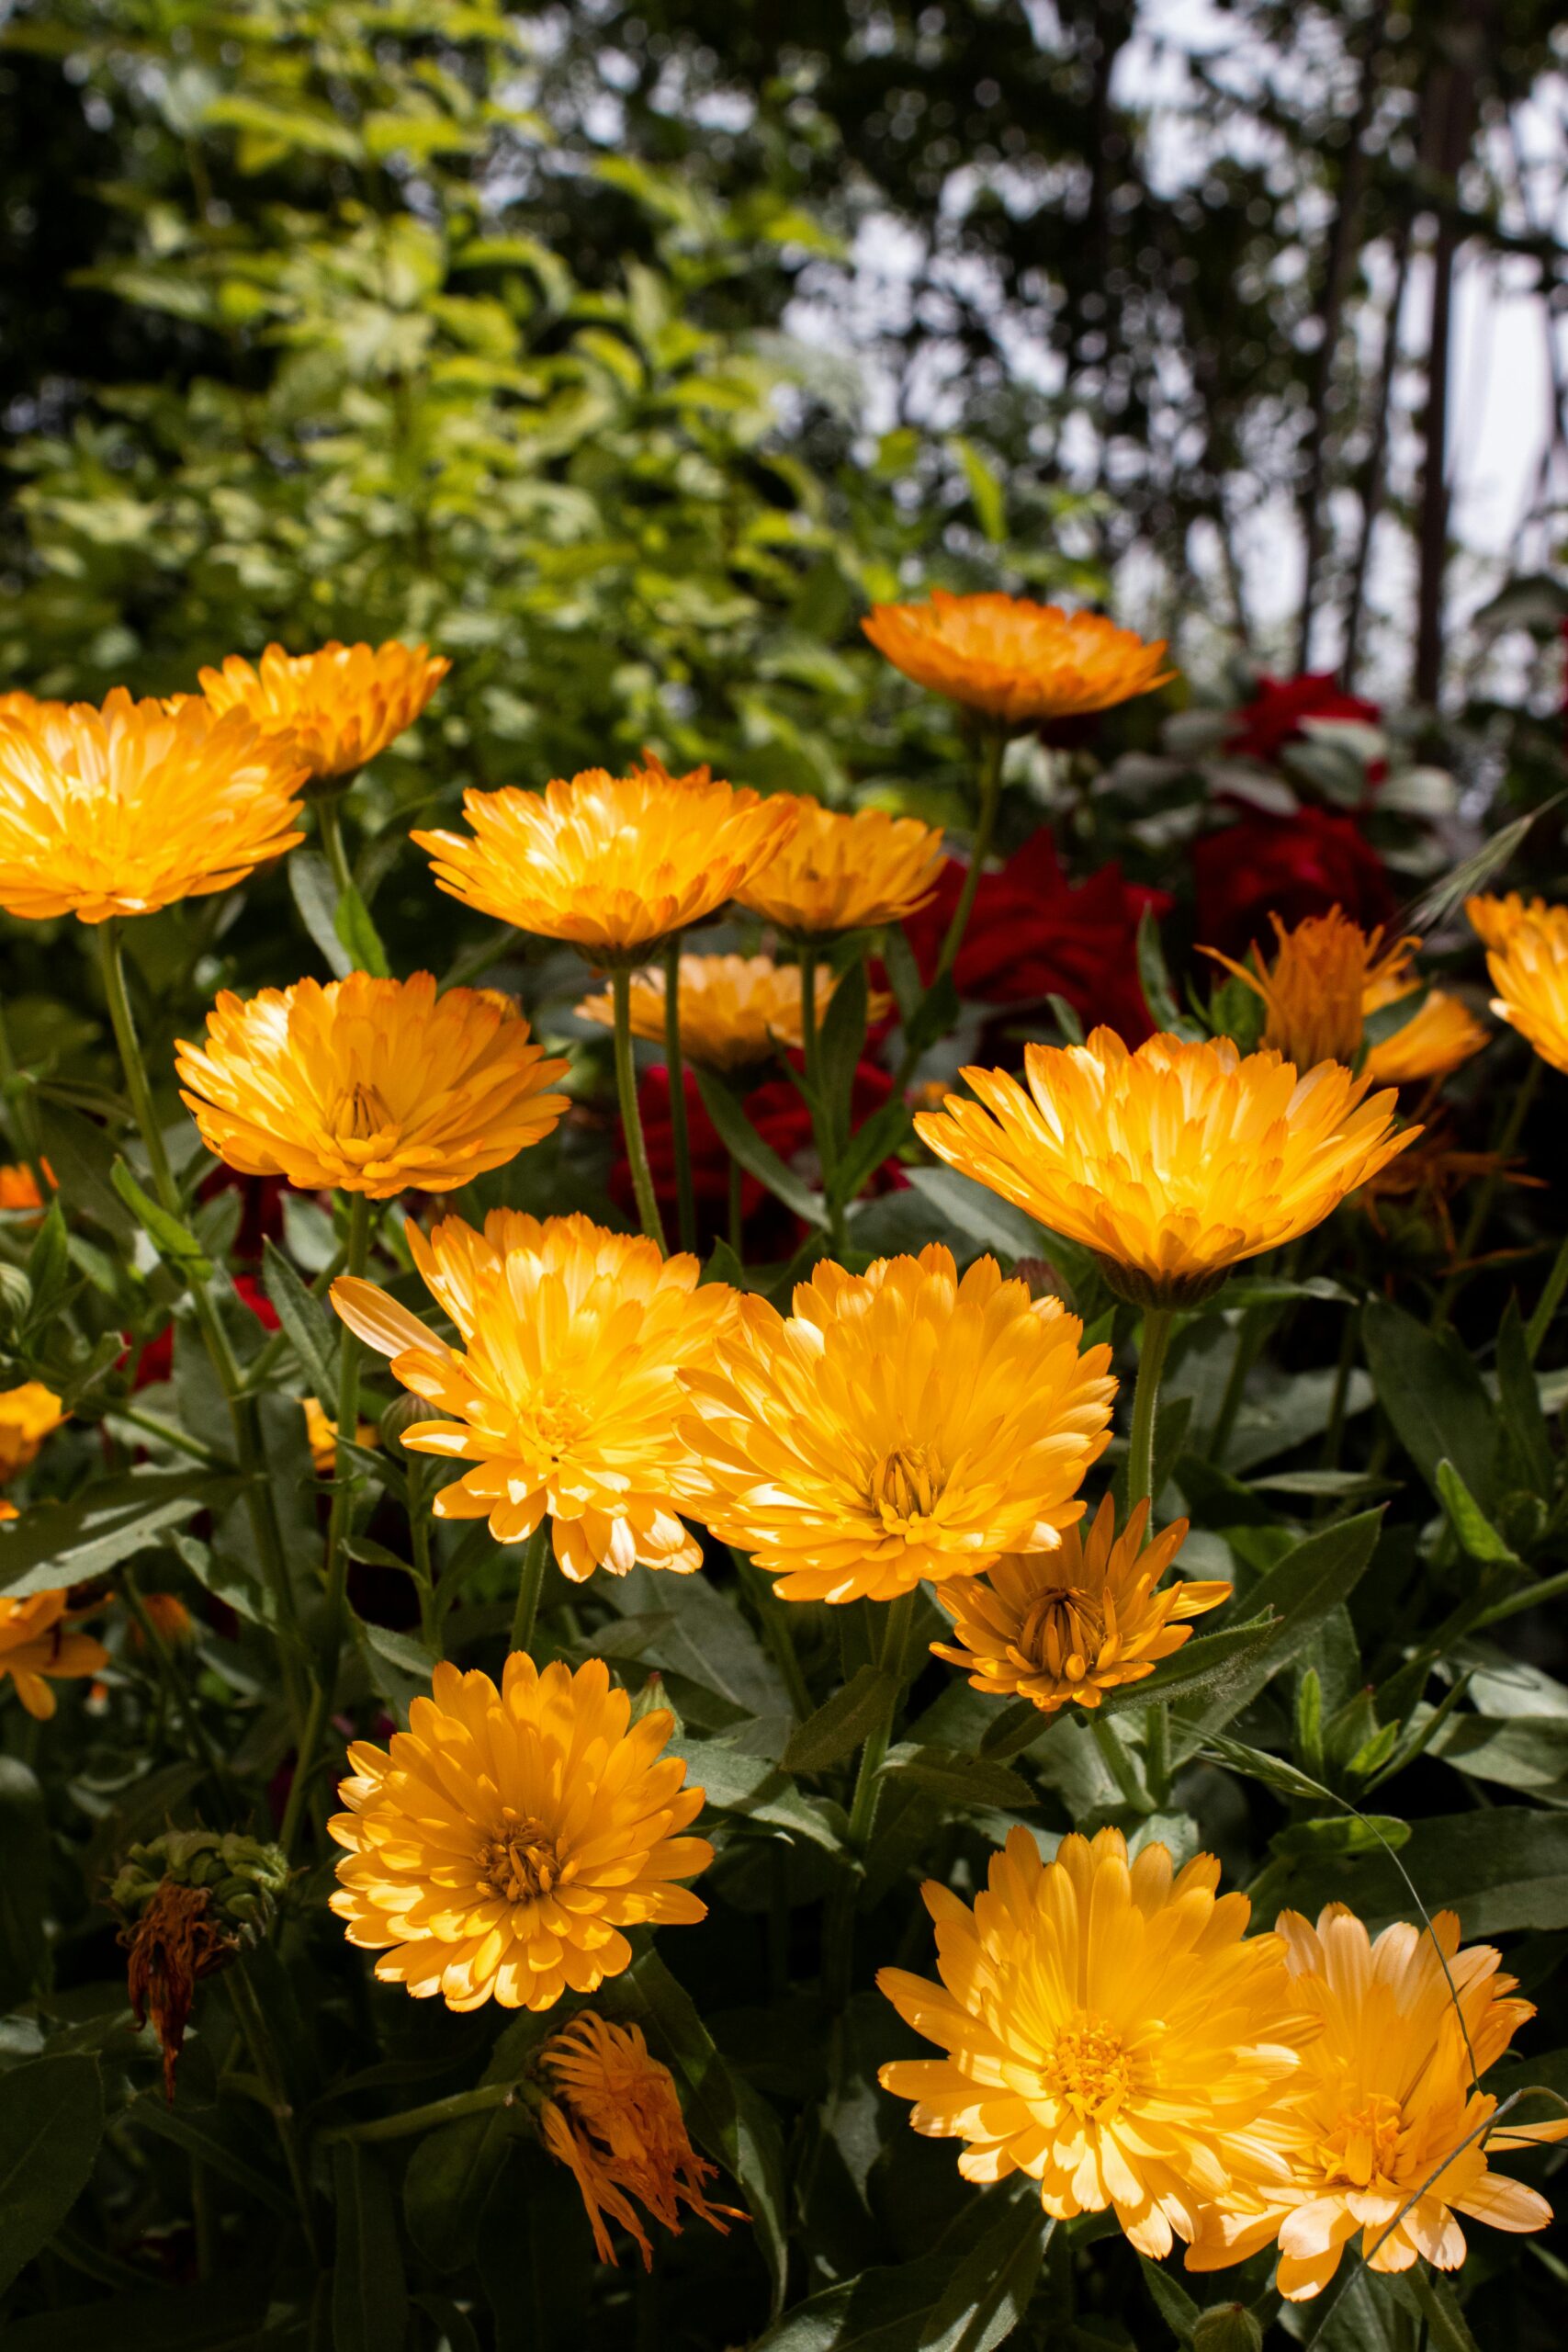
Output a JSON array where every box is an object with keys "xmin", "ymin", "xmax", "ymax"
[
  {"xmin": 0, "ymin": 1160, "xmax": 53, "ymax": 1216},
  {"xmin": 0, "ymin": 1381, "xmax": 67, "ymax": 1483},
  {"xmin": 1187, "ymin": 1905, "xmax": 1568, "ymax": 2299},
  {"xmin": 679, "ymin": 1245, "xmax": 1115, "ymax": 1605},
  {"xmin": 198, "ymin": 639, "xmax": 449, "ymax": 788},
  {"xmin": 734, "ymin": 797, "xmax": 945, "ymax": 938},
  {"xmin": 330, "ymin": 1654, "xmax": 712, "ymax": 2012},
  {"xmin": 878, "ymin": 1826, "xmax": 1309, "ymax": 2256},
  {"xmin": 863, "ymin": 590, "xmax": 1174, "ymax": 728},
  {"xmin": 537, "ymin": 2012, "xmax": 740, "ymax": 2267},
  {"xmin": 130, "ymin": 1590, "xmax": 196, "ymax": 1647},
  {"xmin": 931, "ymin": 1495, "xmax": 1230, "ymax": 1713},
  {"xmin": 0, "ymin": 1589, "xmax": 108, "ymax": 1719},
  {"xmin": 1205, "ymin": 909, "xmax": 1410, "ymax": 1071},
  {"xmin": 0, "ymin": 690, "xmax": 307, "ymax": 922},
  {"xmin": 413, "ymin": 758, "xmax": 798, "ymax": 960},
  {"xmin": 301, "ymin": 1395, "xmax": 379, "ymax": 1476},
  {"xmin": 575, "ymin": 952, "xmax": 888, "ymax": 1072},
  {"xmin": 1362, "ymin": 952, "xmax": 1489, "ymax": 1089},
  {"xmin": 1465, "ymin": 891, "xmax": 1551, "ymax": 952},
  {"xmin": 916, "ymin": 1030, "xmax": 1416, "ymax": 1306},
  {"xmin": 1474, "ymin": 898, "xmax": 1568, "ymax": 1076},
  {"xmin": 176, "ymin": 971, "xmax": 570, "ymax": 1198},
  {"xmin": 332, "ymin": 1211, "xmax": 735, "ymax": 1581}
]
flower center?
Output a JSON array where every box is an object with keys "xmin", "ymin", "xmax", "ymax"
[
  {"xmin": 1017, "ymin": 1585, "xmax": 1108, "ymax": 1680},
  {"xmin": 871, "ymin": 1442, "xmax": 944, "ymax": 1530},
  {"xmin": 525, "ymin": 1396, "xmax": 589, "ymax": 1468},
  {"xmin": 478, "ymin": 1815, "xmax": 564, "ymax": 1904},
  {"xmin": 328, "ymin": 1080, "xmax": 394, "ymax": 1140},
  {"xmin": 1040, "ymin": 2014, "xmax": 1134, "ymax": 2122},
  {"xmin": 1316, "ymin": 2092, "xmax": 1406, "ymax": 2190}
]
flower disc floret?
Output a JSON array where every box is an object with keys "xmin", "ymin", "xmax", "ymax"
[
  {"xmin": 734, "ymin": 797, "xmax": 945, "ymax": 937},
  {"xmin": 0, "ymin": 690, "xmax": 306, "ymax": 922},
  {"xmin": 678, "ymin": 1244, "xmax": 1115, "ymax": 1605},
  {"xmin": 330, "ymin": 1654, "xmax": 712, "ymax": 2012},
  {"xmin": 863, "ymin": 591, "xmax": 1174, "ymax": 727},
  {"xmin": 916, "ymin": 1029, "xmax": 1416, "ymax": 1302},
  {"xmin": 878, "ymin": 1826, "xmax": 1310, "ymax": 2256},
  {"xmin": 198, "ymin": 639, "xmax": 449, "ymax": 785},
  {"xmin": 176, "ymin": 971, "xmax": 570, "ymax": 1198},
  {"xmin": 413, "ymin": 758, "xmax": 798, "ymax": 957},
  {"xmin": 332, "ymin": 1211, "xmax": 736, "ymax": 1580}
]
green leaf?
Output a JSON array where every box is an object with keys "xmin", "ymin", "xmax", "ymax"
[
  {"xmin": 22, "ymin": 1200, "xmax": 71, "ymax": 1327},
  {"xmin": 882, "ymin": 1743, "xmax": 1037, "ymax": 1815},
  {"xmin": 0, "ymin": 2053, "xmax": 104, "ymax": 2293},
  {"xmin": 0, "ymin": 1469, "xmax": 243, "ymax": 1597},
  {"xmin": 1095, "ymin": 1611, "xmax": 1280, "ymax": 1720},
  {"xmin": 1044, "ymin": 991, "xmax": 1085, "ymax": 1045},
  {"xmin": 949, "ymin": 434, "xmax": 1007, "ymax": 543},
  {"xmin": 405, "ymin": 2108, "xmax": 519, "ymax": 2275},
  {"xmin": 751, "ymin": 2185, "xmax": 1047, "ymax": 2352},
  {"xmin": 899, "ymin": 972, "xmax": 960, "ymax": 1060},
  {"xmin": 667, "ymin": 1734, "xmax": 845, "ymax": 1852},
  {"xmin": 1138, "ymin": 2253, "xmax": 1201, "ymax": 2344},
  {"xmin": 332, "ymin": 2143, "xmax": 409, "ymax": 2352},
  {"xmin": 916, "ymin": 2181, "xmax": 1048, "ymax": 2350},
  {"xmin": 132, "ymin": 2097, "xmax": 292, "ymax": 2218},
  {"xmin": 783, "ymin": 1666, "xmax": 898, "ymax": 1773},
  {"xmin": 1363, "ymin": 1297, "xmax": 1497, "ymax": 1506},
  {"xmin": 111, "ymin": 1159, "xmax": 211, "ymax": 1280},
  {"xmin": 289, "ymin": 850, "xmax": 355, "ymax": 981},
  {"xmin": 0, "ymin": 1759, "xmax": 49, "ymax": 2011},
  {"xmin": 903, "ymin": 1164, "xmax": 1048, "ymax": 1265},
  {"xmin": 1136, "ymin": 906, "xmax": 1203, "ymax": 1038},
  {"xmin": 334, "ymin": 879, "xmax": 392, "ymax": 979},
  {"xmin": 1393, "ymin": 2264, "xmax": 1484, "ymax": 2352},
  {"xmin": 818, "ymin": 958, "xmax": 869, "ymax": 1148},
  {"xmin": 1495, "ymin": 1297, "xmax": 1552, "ymax": 1498},
  {"xmin": 0, "ymin": 2278, "xmax": 281, "ymax": 2351},
  {"xmin": 1272, "ymin": 1805, "xmax": 1568, "ymax": 1934},
  {"xmin": 1269, "ymin": 1813, "xmax": 1411, "ymax": 1860},
  {"xmin": 883, "ymin": 925, "xmax": 925, "ymax": 1025},
  {"xmin": 832, "ymin": 1097, "xmax": 914, "ymax": 1207},
  {"xmin": 33, "ymin": 1098, "xmax": 137, "ymax": 1243},
  {"xmin": 1174, "ymin": 1512, "xmax": 1383, "ymax": 1751},
  {"xmin": 694, "ymin": 1068, "xmax": 827, "ymax": 1227},
  {"xmin": 1436, "ymin": 1458, "xmax": 1520, "ymax": 1566},
  {"xmin": 261, "ymin": 1238, "xmax": 340, "ymax": 1400}
]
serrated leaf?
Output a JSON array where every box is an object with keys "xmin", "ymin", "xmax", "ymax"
[
  {"xmin": 783, "ymin": 1666, "xmax": 898, "ymax": 1773},
  {"xmin": 261, "ymin": 1238, "xmax": 340, "ymax": 1399},
  {"xmin": 882, "ymin": 1743, "xmax": 1036, "ymax": 1815},
  {"xmin": 0, "ymin": 1468, "xmax": 243, "ymax": 1597},
  {"xmin": 111, "ymin": 1159, "xmax": 210, "ymax": 1278}
]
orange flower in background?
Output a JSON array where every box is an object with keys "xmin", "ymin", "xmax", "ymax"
[
  {"xmin": 679, "ymin": 1245, "xmax": 1116, "ymax": 1605},
  {"xmin": 1205, "ymin": 909, "xmax": 1409, "ymax": 1071},
  {"xmin": 198, "ymin": 639, "xmax": 449, "ymax": 786},
  {"xmin": 878, "ymin": 1826, "xmax": 1309, "ymax": 2256},
  {"xmin": 0, "ymin": 1161, "xmax": 53, "ymax": 1216},
  {"xmin": 0, "ymin": 1589, "xmax": 108, "ymax": 1719},
  {"xmin": 734, "ymin": 797, "xmax": 946, "ymax": 937},
  {"xmin": 330, "ymin": 1654, "xmax": 711, "ymax": 2012},
  {"xmin": 332, "ymin": 1211, "xmax": 735, "ymax": 1580},
  {"xmin": 1187, "ymin": 1905, "xmax": 1568, "ymax": 2298},
  {"xmin": 414, "ymin": 759, "xmax": 798, "ymax": 958},
  {"xmin": 1465, "ymin": 892, "xmax": 1551, "ymax": 952},
  {"xmin": 130, "ymin": 1590, "xmax": 195, "ymax": 1647},
  {"xmin": 176, "ymin": 971, "xmax": 570, "ymax": 1198},
  {"xmin": 0, "ymin": 691, "xmax": 307, "ymax": 922},
  {"xmin": 575, "ymin": 952, "xmax": 888, "ymax": 1071},
  {"xmin": 931, "ymin": 1495, "xmax": 1230, "ymax": 1713},
  {"xmin": 1361, "ymin": 951, "xmax": 1489, "ymax": 1088},
  {"xmin": 863, "ymin": 591, "xmax": 1174, "ymax": 728},
  {"xmin": 0, "ymin": 1381, "xmax": 67, "ymax": 1483},
  {"xmin": 301, "ymin": 1396, "xmax": 379, "ymax": 1476},
  {"xmin": 537, "ymin": 2012, "xmax": 739, "ymax": 2267},
  {"xmin": 1474, "ymin": 898, "xmax": 1568, "ymax": 1076},
  {"xmin": 917, "ymin": 1030, "xmax": 1415, "ymax": 1305}
]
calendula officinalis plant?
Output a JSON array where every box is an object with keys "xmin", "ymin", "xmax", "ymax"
[{"xmin": 3, "ymin": 574, "xmax": 1568, "ymax": 2352}]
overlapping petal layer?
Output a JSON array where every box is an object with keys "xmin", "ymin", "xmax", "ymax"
[
  {"xmin": 198, "ymin": 639, "xmax": 449, "ymax": 782},
  {"xmin": 863, "ymin": 590, "xmax": 1173, "ymax": 726}
]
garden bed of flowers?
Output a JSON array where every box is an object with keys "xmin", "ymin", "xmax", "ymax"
[{"xmin": 1, "ymin": 597, "xmax": 1566, "ymax": 2351}]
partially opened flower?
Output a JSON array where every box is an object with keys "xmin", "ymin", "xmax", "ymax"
[
  {"xmin": 176, "ymin": 972, "xmax": 570, "ymax": 1198},
  {"xmin": 330, "ymin": 1654, "xmax": 711, "ymax": 2012},
  {"xmin": 916, "ymin": 1030, "xmax": 1416, "ymax": 1306},
  {"xmin": 537, "ymin": 2012, "xmax": 740, "ymax": 2267},
  {"xmin": 1204, "ymin": 910, "xmax": 1410, "ymax": 1070},
  {"xmin": 575, "ymin": 953, "xmax": 886, "ymax": 1072},
  {"xmin": 1474, "ymin": 899, "xmax": 1568, "ymax": 1076},
  {"xmin": 198, "ymin": 639, "xmax": 448, "ymax": 788},
  {"xmin": 734, "ymin": 797, "xmax": 945, "ymax": 937},
  {"xmin": 0, "ymin": 1589, "xmax": 108, "ymax": 1720},
  {"xmin": 931, "ymin": 1495, "xmax": 1230, "ymax": 1713},
  {"xmin": 878, "ymin": 1826, "xmax": 1309, "ymax": 2256},
  {"xmin": 1187, "ymin": 1905, "xmax": 1568, "ymax": 2299},
  {"xmin": 413, "ymin": 758, "xmax": 797, "ymax": 958},
  {"xmin": 1362, "ymin": 952, "xmax": 1489, "ymax": 1089},
  {"xmin": 0, "ymin": 1381, "xmax": 67, "ymax": 1483},
  {"xmin": 863, "ymin": 591, "xmax": 1174, "ymax": 728},
  {"xmin": 679, "ymin": 1245, "xmax": 1115, "ymax": 1605},
  {"xmin": 332, "ymin": 1211, "xmax": 735, "ymax": 1580},
  {"xmin": 0, "ymin": 691, "xmax": 307, "ymax": 922}
]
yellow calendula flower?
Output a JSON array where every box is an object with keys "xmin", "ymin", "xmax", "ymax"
[
  {"xmin": 330, "ymin": 1654, "xmax": 711, "ymax": 2013},
  {"xmin": 1474, "ymin": 898, "xmax": 1568, "ymax": 1076},
  {"xmin": 0, "ymin": 1382, "xmax": 67, "ymax": 1484},
  {"xmin": 575, "ymin": 952, "xmax": 887, "ymax": 1072},
  {"xmin": 878, "ymin": 1826, "xmax": 1309, "ymax": 2256},
  {"xmin": 1361, "ymin": 951, "xmax": 1489, "ymax": 1088},
  {"xmin": 197, "ymin": 639, "xmax": 449, "ymax": 788},
  {"xmin": 130, "ymin": 1590, "xmax": 196, "ymax": 1647},
  {"xmin": 679, "ymin": 1245, "xmax": 1115, "ymax": 1606},
  {"xmin": 1187, "ymin": 1905, "xmax": 1568, "ymax": 2300},
  {"xmin": 1206, "ymin": 910, "xmax": 1409, "ymax": 1070},
  {"xmin": 734, "ymin": 797, "xmax": 946, "ymax": 938},
  {"xmin": 176, "ymin": 971, "xmax": 570, "ymax": 1199},
  {"xmin": 332, "ymin": 1211, "xmax": 735, "ymax": 1581},
  {"xmin": 931, "ymin": 1495, "xmax": 1230, "ymax": 1713},
  {"xmin": 300, "ymin": 1396, "xmax": 379, "ymax": 1476},
  {"xmin": 0, "ymin": 1161, "xmax": 52, "ymax": 1216},
  {"xmin": 863, "ymin": 591, "xmax": 1174, "ymax": 728},
  {"xmin": 413, "ymin": 758, "xmax": 798, "ymax": 960},
  {"xmin": 0, "ymin": 690, "xmax": 307, "ymax": 922},
  {"xmin": 537, "ymin": 2012, "xmax": 739, "ymax": 2267},
  {"xmin": 916, "ymin": 1029, "xmax": 1416, "ymax": 1306},
  {"xmin": 0, "ymin": 1589, "xmax": 108, "ymax": 1720},
  {"xmin": 1465, "ymin": 891, "xmax": 1550, "ymax": 952}
]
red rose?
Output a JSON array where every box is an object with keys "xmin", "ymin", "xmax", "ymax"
[
  {"xmin": 1191, "ymin": 804, "xmax": 1394, "ymax": 960},
  {"xmin": 1226, "ymin": 672, "xmax": 1382, "ymax": 770},
  {"xmin": 899, "ymin": 830, "xmax": 1171, "ymax": 1041},
  {"xmin": 130, "ymin": 1271, "xmax": 280, "ymax": 1389}
]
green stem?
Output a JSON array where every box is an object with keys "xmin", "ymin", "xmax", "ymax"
[
  {"xmin": 727, "ymin": 1148, "xmax": 744, "ymax": 1265},
  {"xmin": 410, "ymin": 1506, "xmax": 439, "ymax": 1654},
  {"xmin": 225, "ymin": 1960, "xmax": 321, "ymax": 2263},
  {"xmin": 1526, "ymin": 1229, "xmax": 1568, "ymax": 1363},
  {"xmin": 321, "ymin": 2079, "xmax": 527, "ymax": 2145},
  {"xmin": 1090, "ymin": 1713, "xmax": 1155, "ymax": 1814},
  {"xmin": 612, "ymin": 967, "xmax": 666, "ymax": 1248},
  {"xmin": 799, "ymin": 944, "xmax": 845, "ymax": 1249},
  {"xmin": 732, "ymin": 1548, "xmax": 812, "ymax": 1723},
  {"xmin": 824, "ymin": 1590, "xmax": 916, "ymax": 2007},
  {"xmin": 106, "ymin": 1404, "xmax": 223, "ymax": 1466},
  {"xmin": 933, "ymin": 724, "xmax": 1006, "ymax": 984},
  {"xmin": 1207, "ymin": 1305, "xmax": 1264, "ymax": 1466},
  {"xmin": 661, "ymin": 937, "xmax": 696, "ymax": 1253},
  {"xmin": 1127, "ymin": 1306, "xmax": 1175, "ymax": 1510},
  {"xmin": 509, "ymin": 1517, "xmax": 550, "ymax": 1656},
  {"xmin": 316, "ymin": 794, "xmax": 355, "ymax": 899},
  {"xmin": 1435, "ymin": 1055, "xmax": 1542, "ymax": 1323},
  {"xmin": 120, "ymin": 1564, "xmax": 235, "ymax": 1811}
]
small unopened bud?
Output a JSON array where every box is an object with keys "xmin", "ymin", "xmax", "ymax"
[
  {"xmin": 1010, "ymin": 1256, "xmax": 1066, "ymax": 1304},
  {"xmin": 379, "ymin": 1390, "xmax": 432, "ymax": 1451},
  {"xmin": 1192, "ymin": 2303, "xmax": 1264, "ymax": 2352}
]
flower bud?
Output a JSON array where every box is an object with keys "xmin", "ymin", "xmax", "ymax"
[{"xmin": 1192, "ymin": 2303, "xmax": 1264, "ymax": 2352}]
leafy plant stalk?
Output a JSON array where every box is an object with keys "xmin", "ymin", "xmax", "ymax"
[
  {"xmin": 613, "ymin": 966, "xmax": 666, "ymax": 1248},
  {"xmin": 661, "ymin": 934, "xmax": 696, "ymax": 1252}
]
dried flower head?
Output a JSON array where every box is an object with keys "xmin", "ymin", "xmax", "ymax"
[
  {"xmin": 112, "ymin": 1829, "xmax": 288, "ymax": 2098},
  {"xmin": 198, "ymin": 639, "xmax": 449, "ymax": 787},
  {"xmin": 863, "ymin": 591, "xmax": 1174, "ymax": 727}
]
